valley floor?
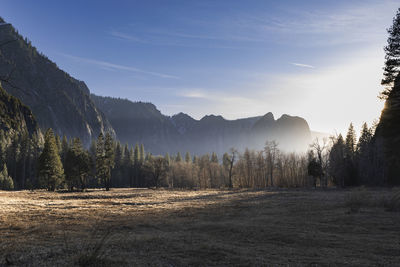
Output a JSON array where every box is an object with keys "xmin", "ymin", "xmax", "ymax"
[{"xmin": 0, "ymin": 188, "xmax": 399, "ymax": 266}]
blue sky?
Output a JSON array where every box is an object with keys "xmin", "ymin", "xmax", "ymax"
[{"xmin": 2, "ymin": 0, "xmax": 399, "ymax": 135}]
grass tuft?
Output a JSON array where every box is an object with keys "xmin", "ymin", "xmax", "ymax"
[
  {"xmin": 384, "ymin": 189, "xmax": 400, "ymax": 212},
  {"xmin": 344, "ymin": 187, "xmax": 370, "ymax": 213},
  {"xmin": 75, "ymin": 227, "xmax": 112, "ymax": 266}
]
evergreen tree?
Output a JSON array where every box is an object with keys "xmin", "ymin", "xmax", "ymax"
[
  {"xmin": 96, "ymin": 133, "xmax": 106, "ymax": 188},
  {"xmin": 328, "ymin": 134, "xmax": 346, "ymax": 187},
  {"xmin": 176, "ymin": 152, "xmax": 182, "ymax": 162},
  {"xmin": 134, "ymin": 144, "xmax": 140, "ymax": 165},
  {"xmin": 55, "ymin": 134, "xmax": 62, "ymax": 154},
  {"xmin": 61, "ymin": 135, "xmax": 69, "ymax": 165},
  {"xmin": 382, "ymin": 8, "xmax": 400, "ymax": 97},
  {"xmin": 165, "ymin": 153, "xmax": 171, "ymax": 166},
  {"xmin": 140, "ymin": 144, "xmax": 145, "ymax": 163},
  {"xmin": 103, "ymin": 133, "xmax": 115, "ymax": 190},
  {"xmin": 356, "ymin": 123, "xmax": 374, "ymax": 184},
  {"xmin": 211, "ymin": 152, "xmax": 218, "ymax": 163},
  {"xmin": 38, "ymin": 129, "xmax": 64, "ymax": 191},
  {"xmin": 357, "ymin": 123, "xmax": 373, "ymax": 155},
  {"xmin": 65, "ymin": 138, "xmax": 90, "ymax": 191},
  {"xmin": 344, "ymin": 123, "xmax": 357, "ymax": 185},
  {"xmin": 0, "ymin": 163, "xmax": 14, "ymax": 190},
  {"xmin": 113, "ymin": 141, "xmax": 123, "ymax": 186},
  {"xmin": 122, "ymin": 144, "xmax": 132, "ymax": 187},
  {"xmin": 307, "ymin": 150, "xmax": 322, "ymax": 188},
  {"xmin": 185, "ymin": 152, "xmax": 191, "ymax": 163},
  {"xmin": 193, "ymin": 155, "xmax": 199, "ymax": 165},
  {"xmin": 345, "ymin": 123, "xmax": 357, "ymax": 158}
]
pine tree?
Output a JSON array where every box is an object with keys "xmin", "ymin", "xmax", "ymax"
[
  {"xmin": 185, "ymin": 152, "xmax": 191, "ymax": 163},
  {"xmin": 165, "ymin": 153, "xmax": 171, "ymax": 166},
  {"xmin": 344, "ymin": 123, "xmax": 357, "ymax": 185},
  {"xmin": 38, "ymin": 129, "xmax": 64, "ymax": 191},
  {"xmin": 55, "ymin": 134, "xmax": 62, "ymax": 154},
  {"xmin": 140, "ymin": 144, "xmax": 145, "ymax": 163},
  {"xmin": 356, "ymin": 123, "xmax": 373, "ymax": 184},
  {"xmin": 357, "ymin": 123, "xmax": 373, "ymax": 154},
  {"xmin": 96, "ymin": 133, "xmax": 106, "ymax": 187},
  {"xmin": 382, "ymin": 8, "xmax": 400, "ymax": 97},
  {"xmin": 133, "ymin": 143, "xmax": 140, "ymax": 187},
  {"xmin": 0, "ymin": 163, "xmax": 14, "ymax": 190},
  {"xmin": 345, "ymin": 123, "xmax": 357, "ymax": 159},
  {"xmin": 176, "ymin": 152, "xmax": 182, "ymax": 162},
  {"xmin": 328, "ymin": 134, "xmax": 346, "ymax": 187},
  {"xmin": 193, "ymin": 155, "xmax": 199, "ymax": 165},
  {"xmin": 61, "ymin": 135, "xmax": 69, "ymax": 165},
  {"xmin": 134, "ymin": 144, "xmax": 140, "ymax": 165},
  {"xmin": 65, "ymin": 138, "xmax": 90, "ymax": 191},
  {"xmin": 211, "ymin": 152, "xmax": 218, "ymax": 163},
  {"xmin": 103, "ymin": 133, "xmax": 115, "ymax": 191}
]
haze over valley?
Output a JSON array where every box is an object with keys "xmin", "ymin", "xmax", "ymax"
[{"xmin": 1, "ymin": 1, "xmax": 400, "ymax": 266}]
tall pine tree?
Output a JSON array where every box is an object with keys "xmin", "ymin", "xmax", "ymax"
[
  {"xmin": 382, "ymin": 8, "xmax": 400, "ymax": 97},
  {"xmin": 38, "ymin": 129, "xmax": 64, "ymax": 191}
]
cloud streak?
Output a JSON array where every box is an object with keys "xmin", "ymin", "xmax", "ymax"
[
  {"xmin": 291, "ymin": 62, "xmax": 315, "ymax": 68},
  {"xmin": 60, "ymin": 54, "xmax": 179, "ymax": 79}
]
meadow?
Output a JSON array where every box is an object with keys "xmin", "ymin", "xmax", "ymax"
[{"xmin": 0, "ymin": 188, "xmax": 399, "ymax": 266}]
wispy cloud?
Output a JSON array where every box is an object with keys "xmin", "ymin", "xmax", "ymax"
[
  {"xmin": 178, "ymin": 88, "xmax": 256, "ymax": 104},
  {"xmin": 60, "ymin": 53, "xmax": 179, "ymax": 79},
  {"xmin": 192, "ymin": 0, "xmax": 398, "ymax": 47},
  {"xmin": 179, "ymin": 90, "xmax": 210, "ymax": 99},
  {"xmin": 108, "ymin": 30, "xmax": 242, "ymax": 49},
  {"xmin": 109, "ymin": 31, "xmax": 146, "ymax": 43},
  {"xmin": 291, "ymin": 62, "xmax": 315, "ymax": 68}
]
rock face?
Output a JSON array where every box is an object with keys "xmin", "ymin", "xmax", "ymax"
[
  {"xmin": 90, "ymin": 95, "xmax": 177, "ymax": 152},
  {"xmin": 0, "ymin": 17, "xmax": 114, "ymax": 143},
  {"xmin": 92, "ymin": 94, "xmax": 313, "ymax": 156},
  {"xmin": 0, "ymin": 83, "xmax": 39, "ymax": 136},
  {"xmin": 375, "ymin": 75, "xmax": 400, "ymax": 185},
  {"xmin": 0, "ymin": 17, "xmax": 312, "ymax": 153}
]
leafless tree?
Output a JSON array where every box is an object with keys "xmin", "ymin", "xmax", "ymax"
[{"xmin": 264, "ymin": 141, "xmax": 279, "ymax": 187}]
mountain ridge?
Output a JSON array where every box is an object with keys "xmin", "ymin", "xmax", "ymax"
[
  {"xmin": 91, "ymin": 94, "xmax": 313, "ymax": 155},
  {"xmin": 0, "ymin": 17, "xmax": 114, "ymax": 143}
]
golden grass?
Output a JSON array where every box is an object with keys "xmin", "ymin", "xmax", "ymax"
[{"xmin": 0, "ymin": 188, "xmax": 399, "ymax": 266}]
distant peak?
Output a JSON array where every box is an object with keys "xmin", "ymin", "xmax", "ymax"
[
  {"xmin": 200, "ymin": 114, "xmax": 225, "ymax": 122},
  {"xmin": 263, "ymin": 112, "xmax": 274, "ymax": 121},
  {"xmin": 278, "ymin": 114, "xmax": 304, "ymax": 121},
  {"xmin": 172, "ymin": 112, "xmax": 196, "ymax": 122},
  {"xmin": 173, "ymin": 112, "xmax": 190, "ymax": 118}
]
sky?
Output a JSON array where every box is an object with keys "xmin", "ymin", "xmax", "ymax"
[{"xmin": 1, "ymin": 0, "xmax": 399, "ymax": 136}]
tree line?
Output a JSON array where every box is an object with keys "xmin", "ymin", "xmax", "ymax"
[
  {"xmin": 1, "ymin": 7, "xmax": 400, "ymax": 191},
  {"xmin": 0, "ymin": 121, "xmax": 391, "ymax": 191}
]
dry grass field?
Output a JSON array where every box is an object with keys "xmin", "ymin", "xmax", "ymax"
[{"xmin": 0, "ymin": 188, "xmax": 399, "ymax": 266}]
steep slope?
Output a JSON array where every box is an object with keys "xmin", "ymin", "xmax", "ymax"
[
  {"xmin": 0, "ymin": 83, "xmax": 39, "ymax": 136},
  {"xmin": 0, "ymin": 17, "xmax": 114, "ymax": 143},
  {"xmin": 91, "ymin": 94, "xmax": 179, "ymax": 153},
  {"xmin": 92, "ymin": 94, "xmax": 313, "ymax": 155}
]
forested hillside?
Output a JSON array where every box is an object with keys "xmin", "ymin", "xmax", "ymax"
[
  {"xmin": 0, "ymin": 17, "xmax": 114, "ymax": 144},
  {"xmin": 0, "ymin": 83, "xmax": 38, "ymax": 136}
]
